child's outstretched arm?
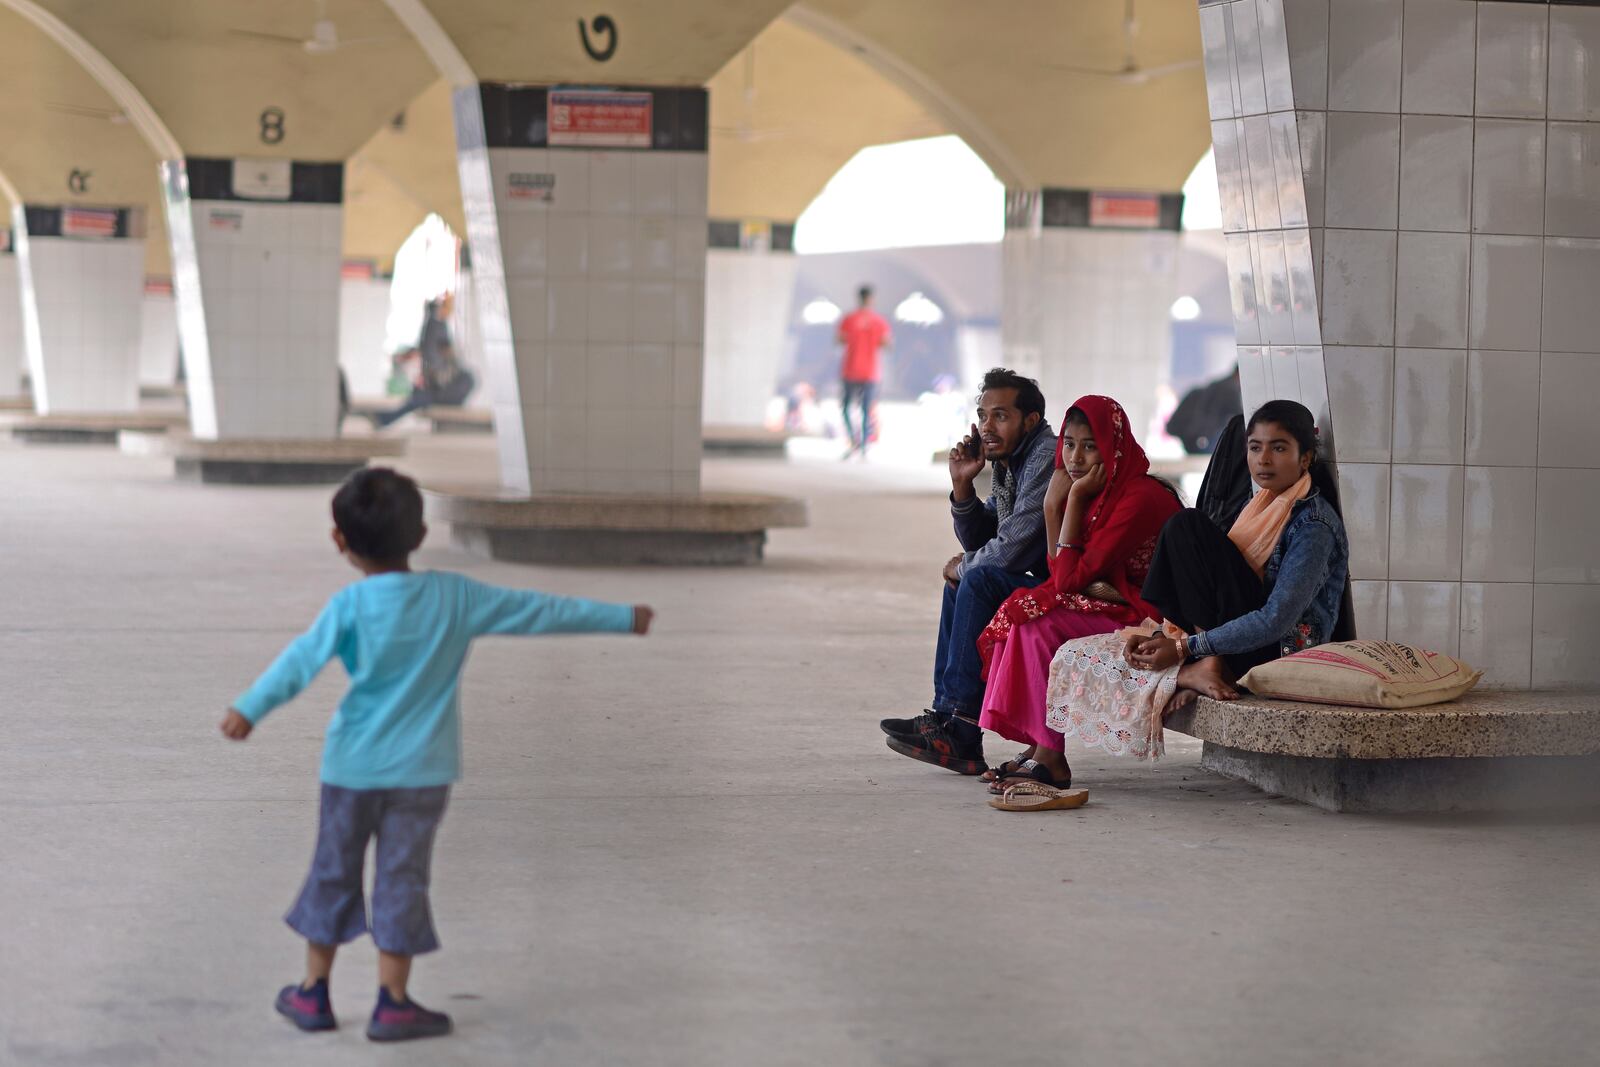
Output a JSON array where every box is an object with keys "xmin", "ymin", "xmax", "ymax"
[
  {"xmin": 459, "ymin": 576, "xmax": 650, "ymax": 637},
  {"xmin": 220, "ymin": 599, "xmax": 345, "ymax": 740}
]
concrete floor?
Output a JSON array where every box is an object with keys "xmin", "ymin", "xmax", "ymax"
[{"xmin": 2, "ymin": 431, "xmax": 1598, "ymax": 1067}]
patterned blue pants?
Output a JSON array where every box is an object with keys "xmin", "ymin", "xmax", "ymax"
[{"xmin": 285, "ymin": 784, "xmax": 451, "ymax": 956}]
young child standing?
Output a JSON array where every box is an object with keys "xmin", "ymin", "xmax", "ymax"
[{"xmin": 219, "ymin": 467, "xmax": 652, "ymax": 1042}]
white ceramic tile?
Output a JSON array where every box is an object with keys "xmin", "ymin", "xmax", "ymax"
[
  {"xmin": 672, "ymin": 407, "xmax": 702, "ymax": 473},
  {"xmin": 1397, "ymin": 116, "xmax": 1473, "ymax": 232},
  {"xmin": 633, "ymin": 216, "xmax": 675, "ymax": 280},
  {"xmin": 629, "ymin": 281, "xmax": 675, "ymax": 344},
  {"xmin": 1321, "ymin": 229, "xmax": 1396, "ymax": 345},
  {"xmin": 502, "ymin": 213, "xmax": 549, "ymax": 278},
  {"xmin": 1549, "ymin": 8, "xmax": 1600, "ymax": 121},
  {"xmin": 583, "ymin": 343, "xmax": 630, "ymax": 408},
  {"xmin": 543, "ymin": 343, "xmax": 587, "ymax": 407},
  {"xmin": 1462, "ymin": 467, "xmax": 1536, "ymax": 582},
  {"xmin": 675, "ymin": 155, "xmax": 708, "ymax": 217},
  {"xmin": 625, "ymin": 343, "xmax": 674, "ymax": 409},
  {"xmin": 673, "ymin": 217, "xmax": 707, "ymax": 280},
  {"xmin": 1325, "ymin": 346, "xmax": 1394, "ymax": 461},
  {"xmin": 505, "ymin": 277, "xmax": 548, "ymax": 347},
  {"xmin": 1395, "ymin": 233, "xmax": 1469, "ymax": 348},
  {"xmin": 1283, "ymin": 0, "xmax": 1330, "ymax": 109},
  {"xmin": 1296, "ymin": 345, "xmax": 1331, "ymax": 431},
  {"xmin": 1248, "ymin": 232, "xmax": 1272, "ymax": 339},
  {"xmin": 546, "ymin": 277, "xmax": 589, "ymax": 342},
  {"xmin": 1466, "ymin": 350, "xmax": 1540, "ymax": 466},
  {"xmin": 1325, "ymin": 112, "xmax": 1400, "ymax": 229},
  {"xmin": 673, "ymin": 343, "xmax": 703, "ymax": 408},
  {"xmin": 1351, "ymin": 579, "xmax": 1390, "ymax": 640},
  {"xmin": 1295, "ymin": 110, "xmax": 1326, "ymax": 227},
  {"xmin": 1259, "ymin": 0, "xmax": 1295, "ymax": 112},
  {"xmin": 1468, "ymin": 236, "xmax": 1542, "ymax": 351},
  {"xmin": 1471, "ymin": 120, "xmax": 1546, "ymax": 235},
  {"xmin": 1539, "ymin": 353, "xmax": 1600, "ymax": 469},
  {"xmin": 1237, "ymin": 345, "xmax": 1268, "ymax": 412},
  {"xmin": 1544, "ymin": 123, "xmax": 1600, "ymax": 239},
  {"xmin": 1475, "ymin": 2, "xmax": 1549, "ymax": 119},
  {"xmin": 545, "ymin": 151, "xmax": 590, "ymax": 214},
  {"xmin": 1387, "ymin": 463, "xmax": 1465, "ymax": 580},
  {"xmin": 1541, "ymin": 237, "xmax": 1600, "ymax": 354},
  {"xmin": 1531, "ymin": 584, "xmax": 1600, "ymax": 686},
  {"xmin": 589, "ymin": 280, "xmax": 632, "ymax": 343},
  {"xmin": 674, "ymin": 278, "xmax": 704, "ymax": 344},
  {"xmin": 1266, "ymin": 345, "xmax": 1302, "ymax": 400},
  {"xmin": 1268, "ymin": 111, "xmax": 1309, "ymax": 227},
  {"xmin": 1338, "ymin": 461, "xmax": 1392, "ymax": 579},
  {"xmin": 1284, "ymin": 228, "xmax": 1321, "ymax": 344},
  {"xmin": 586, "ymin": 215, "xmax": 633, "ymax": 278},
  {"xmin": 633, "ymin": 154, "xmax": 677, "ymax": 216},
  {"xmin": 1231, "ymin": 0, "xmax": 1270, "ymax": 116},
  {"xmin": 1534, "ymin": 466, "xmax": 1600, "ymax": 582},
  {"xmin": 1258, "ymin": 230, "xmax": 1295, "ymax": 344},
  {"xmin": 1242, "ymin": 115, "xmax": 1282, "ymax": 230},
  {"xmin": 1201, "ymin": 5, "xmax": 1239, "ymax": 119},
  {"xmin": 1401, "ymin": 0, "xmax": 1476, "ymax": 114},
  {"xmin": 1392, "ymin": 347, "xmax": 1466, "ymax": 463},
  {"xmin": 1386, "ymin": 580, "xmax": 1461, "ymax": 655},
  {"xmin": 546, "ymin": 215, "xmax": 588, "ymax": 278},
  {"xmin": 1327, "ymin": 0, "xmax": 1402, "ymax": 112},
  {"xmin": 1226, "ymin": 233, "xmax": 1262, "ymax": 343},
  {"xmin": 588, "ymin": 151, "xmax": 635, "ymax": 215},
  {"xmin": 1212, "ymin": 119, "xmax": 1249, "ymax": 233}
]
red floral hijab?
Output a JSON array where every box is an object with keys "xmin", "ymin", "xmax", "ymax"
[{"xmin": 1055, "ymin": 394, "xmax": 1150, "ymax": 539}]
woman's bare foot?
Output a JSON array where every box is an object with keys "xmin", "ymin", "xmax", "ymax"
[
  {"xmin": 979, "ymin": 744, "xmax": 1037, "ymax": 782},
  {"xmin": 1163, "ymin": 688, "xmax": 1199, "ymax": 717},
  {"xmin": 1176, "ymin": 656, "xmax": 1240, "ymax": 700}
]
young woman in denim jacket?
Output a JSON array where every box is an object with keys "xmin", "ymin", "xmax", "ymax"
[{"xmin": 1125, "ymin": 400, "xmax": 1349, "ymax": 702}]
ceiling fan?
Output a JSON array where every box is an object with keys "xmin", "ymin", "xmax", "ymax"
[
  {"xmin": 1051, "ymin": 0, "xmax": 1203, "ymax": 85},
  {"xmin": 229, "ymin": 0, "xmax": 397, "ymax": 55}
]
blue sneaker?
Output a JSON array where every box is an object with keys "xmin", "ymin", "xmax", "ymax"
[
  {"xmin": 366, "ymin": 987, "xmax": 452, "ymax": 1042},
  {"xmin": 274, "ymin": 978, "xmax": 336, "ymax": 1031}
]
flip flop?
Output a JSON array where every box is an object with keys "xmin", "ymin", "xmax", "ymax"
[
  {"xmin": 978, "ymin": 751, "xmax": 1035, "ymax": 783},
  {"xmin": 986, "ymin": 758, "xmax": 1071, "ymax": 795},
  {"xmin": 988, "ymin": 781, "xmax": 1090, "ymax": 812}
]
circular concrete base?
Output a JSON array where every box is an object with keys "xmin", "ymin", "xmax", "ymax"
[
  {"xmin": 425, "ymin": 408, "xmax": 493, "ymax": 434},
  {"xmin": 702, "ymin": 425, "xmax": 791, "ymax": 458},
  {"xmin": 425, "ymin": 487, "xmax": 808, "ymax": 566},
  {"xmin": 121, "ymin": 432, "xmax": 407, "ymax": 485},
  {"xmin": 13, "ymin": 412, "xmax": 185, "ymax": 445}
]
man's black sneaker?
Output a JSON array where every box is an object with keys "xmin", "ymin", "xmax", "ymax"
[
  {"xmin": 885, "ymin": 721, "xmax": 987, "ymax": 775},
  {"xmin": 879, "ymin": 710, "xmax": 944, "ymax": 739}
]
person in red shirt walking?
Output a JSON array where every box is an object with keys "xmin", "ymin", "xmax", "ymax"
[{"xmin": 836, "ymin": 285, "xmax": 892, "ymax": 459}]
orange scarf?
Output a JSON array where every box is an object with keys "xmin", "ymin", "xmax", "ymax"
[{"xmin": 1226, "ymin": 472, "xmax": 1312, "ymax": 577}]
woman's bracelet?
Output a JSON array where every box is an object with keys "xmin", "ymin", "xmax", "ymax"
[{"xmin": 1175, "ymin": 635, "xmax": 1189, "ymax": 663}]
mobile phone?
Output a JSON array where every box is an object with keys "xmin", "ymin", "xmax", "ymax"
[{"xmin": 965, "ymin": 435, "xmax": 982, "ymax": 459}]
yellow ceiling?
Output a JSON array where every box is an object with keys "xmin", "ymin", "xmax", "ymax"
[
  {"xmin": 800, "ymin": 0, "xmax": 1212, "ymax": 191},
  {"xmin": 707, "ymin": 18, "xmax": 943, "ymax": 222},
  {"xmin": 0, "ymin": 6, "xmax": 168, "ymax": 274},
  {"xmin": 25, "ymin": 0, "xmax": 437, "ymax": 159},
  {"xmin": 344, "ymin": 80, "xmax": 463, "ymax": 269}
]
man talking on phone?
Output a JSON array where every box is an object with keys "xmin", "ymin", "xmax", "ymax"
[{"xmin": 881, "ymin": 368, "xmax": 1056, "ymax": 775}]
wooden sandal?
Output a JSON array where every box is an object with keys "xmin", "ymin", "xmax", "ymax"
[
  {"xmin": 986, "ymin": 759, "xmax": 1071, "ymax": 795},
  {"xmin": 988, "ymin": 781, "xmax": 1090, "ymax": 812}
]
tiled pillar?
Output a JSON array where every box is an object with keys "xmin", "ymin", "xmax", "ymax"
[
  {"xmin": 1199, "ymin": 0, "xmax": 1600, "ymax": 689},
  {"xmin": 1001, "ymin": 189, "xmax": 1183, "ymax": 446},
  {"xmin": 0, "ymin": 234, "xmax": 25, "ymax": 400},
  {"xmin": 338, "ymin": 268, "xmax": 396, "ymax": 399},
  {"xmin": 138, "ymin": 277, "xmax": 179, "ymax": 389},
  {"xmin": 703, "ymin": 219, "xmax": 797, "ymax": 428},
  {"xmin": 12, "ymin": 205, "xmax": 144, "ymax": 414},
  {"xmin": 161, "ymin": 158, "xmax": 344, "ymax": 439},
  {"xmin": 453, "ymin": 84, "xmax": 708, "ymax": 495}
]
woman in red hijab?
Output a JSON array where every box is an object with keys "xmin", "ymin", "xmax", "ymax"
[{"xmin": 976, "ymin": 395, "xmax": 1180, "ymax": 790}]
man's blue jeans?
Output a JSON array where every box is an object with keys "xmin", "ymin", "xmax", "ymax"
[{"xmin": 933, "ymin": 564, "xmax": 1042, "ymax": 721}]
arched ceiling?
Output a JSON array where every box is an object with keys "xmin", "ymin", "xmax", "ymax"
[
  {"xmin": 20, "ymin": 0, "xmax": 436, "ymax": 158},
  {"xmin": 345, "ymin": 80, "xmax": 463, "ymax": 269},
  {"xmin": 707, "ymin": 18, "xmax": 943, "ymax": 222},
  {"xmin": 798, "ymin": 0, "xmax": 1211, "ymax": 191},
  {"xmin": 0, "ymin": 5, "xmax": 168, "ymax": 274}
]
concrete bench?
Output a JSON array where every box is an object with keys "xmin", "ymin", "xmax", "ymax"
[
  {"xmin": 702, "ymin": 425, "xmax": 791, "ymax": 458},
  {"xmin": 424, "ymin": 486, "xmax": 808, "ymax": 565},
  {"xmin": 12, "ymin": 411, "xmax": 187, "ymax": 445},
  {"xmin": 120, "ymin": 432, "xmax": 406, "ymax": 485},
  {"xmin": 424, "ymin": 407, "xmax": 493, "ymax": 434},
  {"xmin": 1165, "ymin": 690, "xmax": 1600, "ymax": 813}
]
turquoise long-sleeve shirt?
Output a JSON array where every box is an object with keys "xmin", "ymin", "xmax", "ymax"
[{"xmin": 234, "ymin": 571, "xmax": 636, "ymax": 789}]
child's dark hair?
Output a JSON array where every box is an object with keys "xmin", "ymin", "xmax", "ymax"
[
  {"xmin": 1247, "ymin": 399, "xmax": 1318, "ymax": 459},
  {"xmin": 978, "ymin": 367, "xmax": 1047, "ymax": 420},
  {"xmin": 332, "ymin": 467, "xmax": 425, "ymax": 561}
]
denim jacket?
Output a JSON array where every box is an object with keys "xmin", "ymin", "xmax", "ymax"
[{"xmin": 1190, "ymin": 490, "xmax": 1349, "ymax": 660}]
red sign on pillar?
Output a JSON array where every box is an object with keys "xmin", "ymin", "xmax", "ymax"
[
  {"xmin": 548, "ymin": 89, "xmax": 652, "ymax": 148},
  {"xmin": 1088, "ymin": 191, "xmax": 1162, "ymax": 229}
]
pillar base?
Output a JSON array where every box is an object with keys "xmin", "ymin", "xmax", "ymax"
[
  {"xmin": 139, "ymin": 383, "xmax": 186, "ymax": 401},
  {"xmin": 1165, "ymin": 691, "xmax": 1600, "ymax": 813},
  {"xmin": 424, "ymin": 487, "xmax": 808, "ymax": 567},
  {"xmin": 13, "ymin": 412, "xmax": 184, "ymax": 445},
  {"xmin": 0, "ymin": 396, "xmax": 33, "ymax": 413},
  {"xmin": 702, "ymin": 425, "xmax": 790, "ymax": 458},
  {"xmin": 425, "ymin": 408, "xmax": 492, "ymax": 434},
  {"xmin": 120, "ymin": 432, "xmax": 406, "ymax": 485}
]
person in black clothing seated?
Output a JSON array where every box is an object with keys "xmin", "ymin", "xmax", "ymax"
[{"xmin": 372, "ymin": 297, "xmax": 476, "ymax": 429}]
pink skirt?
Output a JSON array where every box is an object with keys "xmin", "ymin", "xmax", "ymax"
[{"xmin": 979, "ymin": 610, "xmax": 1120, "ymax": 750}]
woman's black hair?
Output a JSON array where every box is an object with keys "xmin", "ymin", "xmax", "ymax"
[
  {"xmin": 1062, "ymin": 405, "xmax": 1092, "ymax": 432},
  {"xmin": 1246, "ymin": 399, "xmax": 1318, "ymax": 459}
]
